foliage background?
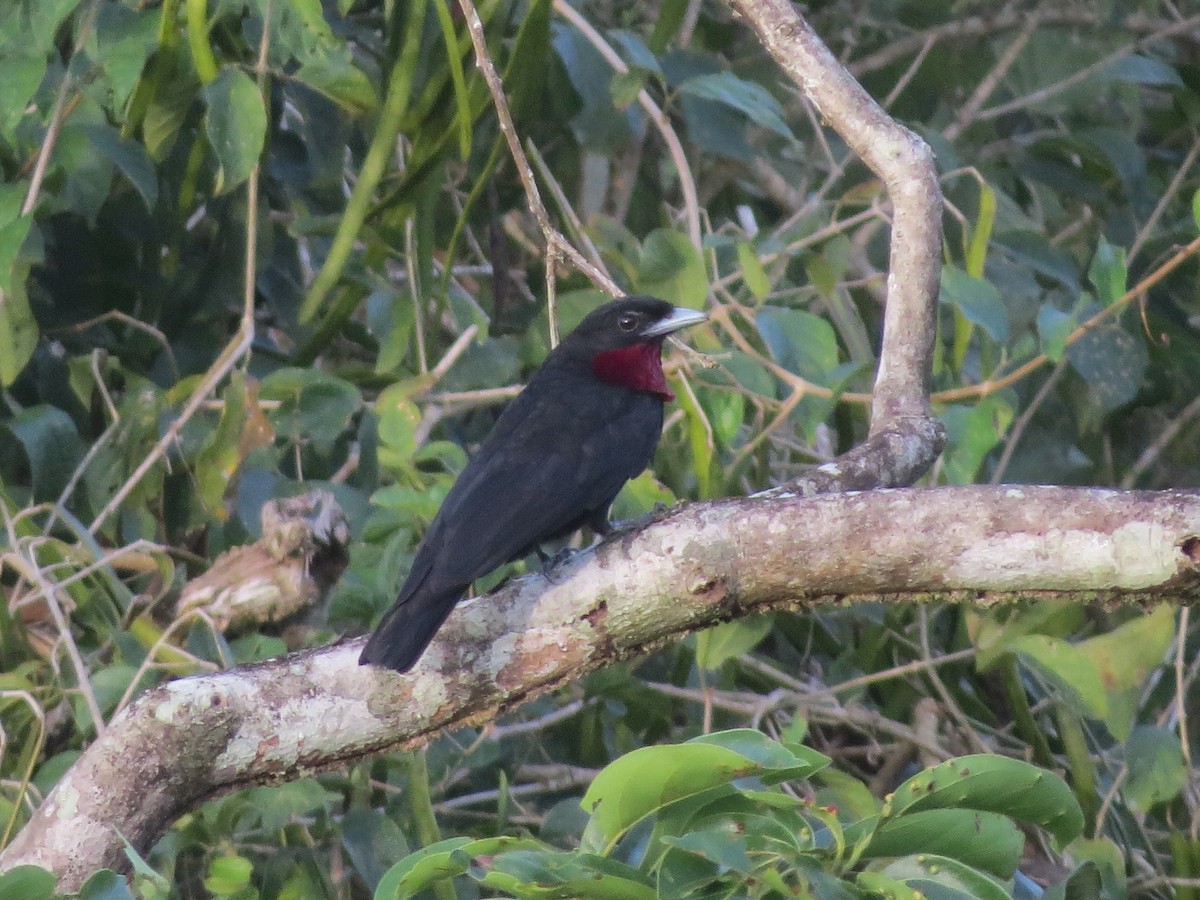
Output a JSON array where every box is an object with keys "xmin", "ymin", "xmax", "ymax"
[{"xmin": 0, "ymin": 0, "xmax": 1199, "ymax": 896}]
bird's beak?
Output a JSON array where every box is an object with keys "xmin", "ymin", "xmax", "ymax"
[{"xmin": 641, "ymin": 306, "xmax": 709, "ymax": 338}]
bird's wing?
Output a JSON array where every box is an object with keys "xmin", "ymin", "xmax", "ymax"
[{"xmin": 422, "ymin": 398, "xmax": 661, "ymax": 587}]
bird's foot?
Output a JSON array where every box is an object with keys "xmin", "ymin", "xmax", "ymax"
[{"xmin": 537, "ymin": 547, "xmax": 578, "ymax": 582}]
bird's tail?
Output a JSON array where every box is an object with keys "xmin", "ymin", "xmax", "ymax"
[{"xmin": 358, "ymin": 589, "xmax": 460, "ymax": 673}]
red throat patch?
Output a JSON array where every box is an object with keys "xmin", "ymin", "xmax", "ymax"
[{"xmin": 591, "ymin": 340, "xmax": 673, "ymax": 400}]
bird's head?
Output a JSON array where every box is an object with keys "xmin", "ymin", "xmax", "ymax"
[{"xmin": 557, "ymin": 296, "xmax": 708, "ymax": 400}]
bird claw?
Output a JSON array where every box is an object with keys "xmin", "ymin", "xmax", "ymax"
[{"xmin": 537, "ymin": 547, "xmax": 577, "ymax": 582}]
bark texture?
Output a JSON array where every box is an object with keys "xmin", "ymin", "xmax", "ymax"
[{"xmin": 4, "ymin": 486, "xmax": 1199, "ymax": 888}]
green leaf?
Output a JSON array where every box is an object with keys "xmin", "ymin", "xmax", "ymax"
[
  {"xmin": 0, "ymin": 243, "xmax": 37, "ymax": 386},
  {"xmin": 755, "ymin": 307, "xmax": 839, "ymax": 382},
  {"xmin": 940, "ymin": 265, "xmax": 1009, "ymax": 343},
  {"xmin": 84, "ymin": 125, "xmax": 159, "ymax": 211},
  {"xmin": 1009, "ymin": 634, "xmax": 1108, "ymax": 720},
  {"xmin": 375, "ymin": 384, "xmax": 422, "ymax": 468},
  {"xmin": 636, "ymin": 228, "xmax": 707, "ymax": 309},
  {"xmin": 863, "ymin": 808, "xmax": 1024, "ymax": 878},
  {"xmin": 1120, "ymin": 725, "xmax": 1187, "ymax": 813},
  {"xmin": 1066, "ymin": 324, "xmax": 1148, "ymax": 411},
  {"xmin": 0, "ymin": 866, "xmax": 57, "ymax": 900},
  {"xmin": 580, "ymin": 729, "xmax": 827, "ymax": 852},
  {"xmin": 1075, "ymin": 605, "xmax": 1175, "ymax": 740},
  {"xmin": 886, "ymin": 754, "xmax": 1084, "ymax": 848},
  {"xmin": 875, "ymin": 854, "xmax": 1012, "ymax": 900},
  {"xmin": 294, "ymin": 56, "xmax": 379, "ymax": 114},
  {"xmin": 259, "ymin": 368, "xmax": 362, "ymax": 443},
  {"xmin": 694, "ymin": 615, "xmax": 773, "ymax": 670},
  {"xmin": 78, "ymin": 868, "xmax": 137, "ymax": 900},
  {"xmin": 1036, "ymin": 303, "xmax": 1077, "ymax": 362},
  {"xmin": 94, "ymin": 2, "xmax": 159, "ymax": 114},
  {"xmin": 342, "ymin": 808, "xmax": 410, "ymax": 892},
  {"xmin": 1192, "ymin": 187, "xmax": 1200, "ymax": 234},
  {"xmin": 0, "ymin": 50, "xmax": 48, "ymax": 140},
  {"xmin": 736, "ymin": 241, "xmax": 770, "ymax": 299},
  {"xmin": 1105, "ymin": 54, "xmax": 1183, "ymax": 86},
  {"xmin": 8, "ymin": 405, "xmax": 85, "ymax": 502},
  {"xmin": 938, "ymin": 397, "xmax": 1013, "ymax": 484},
  {"xmin": 483, "ymin": 850, "xmax": 656, "ymax": 898},
  {"xmin": 204, "ymin": 855, "xmax": 252, "ymax": 895},
  {"xmin": 373, "ymin": 836, "xmax": 542, "ymax": 900},
  {"xmin": 1087, "ymin": 237, "xmax": 1128, "ymax": 306},
  {"xmin": 678, "ymin": 71, "xmax": 794, "ymax": 140},
  {"xmin": 202, "ymin": 68, "xmax": 267, "ymax": 194}
]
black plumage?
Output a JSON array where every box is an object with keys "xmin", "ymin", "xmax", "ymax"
[{"xmin": 359, "ymin": 296, "xmax": 707, "ymax": 672}]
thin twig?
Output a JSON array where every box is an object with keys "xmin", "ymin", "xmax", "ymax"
[
  {"xmin": 975, "ymin": 14, "xmax": 1200, "ymax": 122},
  {"xmin": 456, "ymin": 0, "xmax": 621, "ymax": 322}
]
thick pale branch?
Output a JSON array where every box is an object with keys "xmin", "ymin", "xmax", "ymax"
[
  {"xmin": 729, "ymin": 0, "xmax": 945, "ymax": 489},
  {"xmin": 5, "ymin": 486, "xmax": 1199, "ymax": 888}
]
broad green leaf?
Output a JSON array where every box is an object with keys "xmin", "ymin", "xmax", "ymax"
[
  {"xmin": 938, "ymin": 396, "xmax": 1013, "ymax": 484},
  {"xmin": 1045, "ymin": 861, "xmax": 1103, "ymax": 900},
  {"xmin": 0, "ymin": 865, "xmax": 57, "ymax": 900},
  {"xmin": 1193, "ymin": 187, "xmax": 1200, "ymax": 234},
  {"xmin": 0, "ymin": 224, "xmax": 37, "ymax": 385},
  {"xmin": 940, "ymin": 265, "xmax": 1009, "ymax": 343},
  {"xmin": 678, "ymin": 71, "xmax": 794, "ymax": 140},
  {"xmin": 1010, "ymin": 634, "xmax": 1108, "ymax": 719},
  {"xmin": 862, "ymin": 808, "xmax": 1023, "ymax": 878},
  {"xmin": 8, "ymin": 405, "xmax": 85, "ymax": 502},
  {"xmin": 581, "ymin": 730, "xmax": 826, "ymax": 852},
  {"xmin": 0, "ymin": 50, "xmax": 47, "ymax": 140},
  {"xmin": 1087, "ymin": 237, "xmax": 1128, "ymax": 306},
  {"xmin": 78, "ymin": 868, "xmax": 136, "ymax": 900},
  {"xmin": 294, "ymin": 56, "xmax": 379, "ymax": 114},
  {"xmin": 1036, "ymin": 302, "xmax": 1077, "ymax": 362},
  {"xmin": 204, "ymin": 855, "xmax": 252, "ymax": 895},
  {"xmin": 993, "ymin": 231, "xmax": 1080, "ymax": 292},
  {"xmin": 1066, "ymin": 324, "xmax": 1148, "ymax": 411},
  {"xmin": 877, "ymin": 854, "xmax": 1012, "ymax": 900},
  {"xmin": 687, "ymin": 728, "xmax": 829, "ymax": 783},
  {"xmin": 695, "ymin": 615, "xmax": 773, "ymax": 670},
  {"xmin": 736, "ymin": 241, "xmax": 770, "ymax": 299},
  {"xmin": 581, "ymin": 744, "xmax": 760, "ymax": 851},
  {"xmin": 886, "ymin": 754, "xmax": 1084, "ymax": 848},
  {"xmin": 342, "ymin": 808, "xmax": 409, "ymax": 892},
  {"xmin": 1105, "ymin": 54, "xmax": 1183, "ymax": 86},
  {"xmin": 755, "ymin": 307, "xmax": 839, "ymax": 382},
  {"xmin": 260, "ymin": 368, "xmax": 361, "ymax": 443},
  {"xmin": 1120, "ymin": 725, "xmax": 1187, "ymax": 813},
  {"xmin": 202, "ymin": 68, "xmax": 268, "ymax": 194},
  {"xmin": 482, "ymin": 850, "xmax": 655, "ymax": 898},
  {"xmin": 660, "ymin": 823, "xmax": 754, "ymax": 873},
  {"xmin": 373, "ymin": 836, "xmax": 541, "ymax": 900},
  {"xmin": 552, "ymin": 23, "xmax": 634, "ymax": 152},
  {"xmin": 1075, "ymin": 605, "xmax": 1175, "ymax": 740},
  {"xmin": 94, "ymin": 2, "xmax": 159, "ymax": 113},
  {"xmin": 636, "ymin": 228, "xmax": 707, "ymax": 309},
  {"xmin": 84, "ymin": 125, "xmax": 159, "ymax": 211},
  {"xmin": 375, "ymin": 383, "xmax": 422, "ymax": 466}
]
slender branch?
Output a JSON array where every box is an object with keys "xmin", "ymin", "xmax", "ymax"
[{"xmin": 456, "ymin": 0, "xmax": 621, "ymax": 319}]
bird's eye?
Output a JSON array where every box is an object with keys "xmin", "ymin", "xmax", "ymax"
[{"xmin": 617, "ymin": 313, "xmax": 639, "ymax": 332}]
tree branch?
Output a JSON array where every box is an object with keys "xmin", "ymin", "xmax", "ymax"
[
  {"xmin": 727, "ymin": 0, "xmax": 946, "ymax": 493},
  {"xmin": 4, "ymin": 486, "xmax": 1199, "ymax": 888}
]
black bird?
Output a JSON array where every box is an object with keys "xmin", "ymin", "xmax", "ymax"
[{"xmin": 360, "ymin": 296, "xmax": 707, "ymax": 672}]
